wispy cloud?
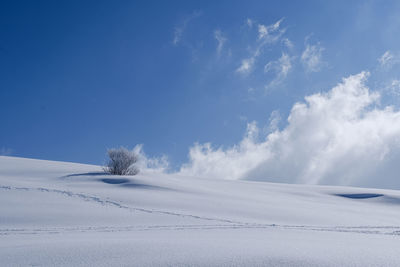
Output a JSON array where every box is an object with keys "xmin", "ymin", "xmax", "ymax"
[
  {"xmin": 236, "ymin": 18, "xmax": 286, "ymax": 74},
  {"xmin": 383, "ymin": 79, "xmax": 400, "ymax": 97},
  {"xmin": 173, "ymin": 11, "xmax": 202, "ymax": 46},
  {"xmin": 237, "ymin": 58, "xmax": 255, "ymax": 74},
  {"xmin": 268, "ymin": 110, "xmax": 281, "ymax": 132},
  {"xmin": 214, "ymin": 29, "xmax": 227, "ymax": 56},
  {"xmin": 282, "ymin": 38, "xmax": 294, "ymax": 50},
  {"xmin": 264, "ymin": 53, "xmax": 292, "ymax": 77},
  {"xmin": 378, "ymin": 50, "xmax": 400, "ymax": 69},
  {"xmin": 390, "ymin": 79, "xmax": 400, "ymax": 94},
  {"xmin": 378, "ymin": 51, "xmax": 394, "ymax": 67},
  {"xmin": 246, "ymin": 18, "xmax": 253, "ymax": 28},
  {"xmin": 258, "ymin": 18, "xmax": 284, "ymax": 40},
  {"xmin": 301, "ymin": 41, "xmax": 325, "ymax": 72},
  {"xmin": 264, "ymin": 52, "xmax": 294, "ymax": 88}
]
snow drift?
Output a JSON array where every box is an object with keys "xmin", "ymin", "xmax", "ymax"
[{"xmin": 1, "ymin": 156, "xmax": 400, "ymax": 266}]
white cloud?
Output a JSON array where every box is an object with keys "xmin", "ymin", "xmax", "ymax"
[
  {"xmin": 391, "ymin": 79, "xmax": 400, "ymax": 92},
  {"xmin": 378, "ymin": 50, "xmax": 400, "ymax": 69},
  {"xmin": 257, "ymin": 18, "xmax": 285, "ymax": 42},
  {"xmin": 179, "ymin": 72, "xmax": 400, "ymax": 189},
  {"xmin": 133, "ymin": 145, "xmax": 169, "ymax": 174},
  {"xmin": 385, "ymin": 79, "xmax": 400, "ymax": 96},
  {"xmin": 236, "ymin": 18, "xmax": 285, "ymax": 74},
  {"xmin": 258, "ymin": 25, "xmax": 268, "ymax": 39},
  {"xmin": 214, "ymin": 29, "xmax": 227, "ymax": 56},
  {"xmin": 246, "ymin": 18, "xmax": 253, "ymax": 28},
  {"xmin": 268, "ymin": 110, "xmax": 281, "ymax": 132},
  {"xmin": 264, "ymin": 53, "xmax": 292, "ymax": 77},
  {"xmin": 264, "ymin": 52, "xmax": 294, "ymax": 88},
  {"xmin": 301, "ymin": 42, "xmax": 324, "ymax": 72},
  {"xmin": 173, "ymin": 28, "xmax": 183, "ymax": 46},
  {"xmin": 179, "ymin": 122, "xmax": 264, "ymax": 180},
  {"xmin": 282, "ymin": 38, "xmax": 294, "ymax": 50},
  {"xmin": 378, "ymin": 51, "xmax": 394, "ymax": 67},
  {"xmin": 237, "ymin": 58, "xmax": 255, "ymax": 74},
  {"xmin": 173, "ymin": 11, "xmax": 202, "ymax": 46}
]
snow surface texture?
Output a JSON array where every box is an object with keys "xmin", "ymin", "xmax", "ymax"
[{"xmin": 1, "ymin": 156, "xmax": 400, "ymax": 266}]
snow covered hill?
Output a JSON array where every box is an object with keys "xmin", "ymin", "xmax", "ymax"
[{"xmin": 1, "ymin": 156, "xmax": 400, "ymax": 266}]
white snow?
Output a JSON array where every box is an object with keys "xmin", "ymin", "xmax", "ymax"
[{"xmin": 1, "ymin": 155, "xmax": 400, "ymax": 266}]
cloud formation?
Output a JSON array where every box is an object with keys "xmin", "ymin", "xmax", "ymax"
[
  {"xmin": 179, "ymin": 72, "xmax": 400, "ymax": 189},
  {"xmin": 258, "ymin": 18, "xmax": 284, "ymax": 40},
  {"xmin": 301, "ymin": 42, "xmax": 324, "ymax": 72},
  {"xmin": 268, "ymin": 110, "xmax": 281, "ymax": 132},
  {"xmin": 378, "ymin": 50, "xmax": 400, "ymax": 69},
  {"xmin": 214, "ymin": 29, "xmax": 227, "ymax": 56},
  {"xmin": 173, "ymin": 11, "xmax": 202, "ymax": 46},
  {"xmin": 378, "ymin": 51, "xmax": 394, "ymax": 67},
  {"xmin": 246, "ymin": 18, "xmax": 253, "ymax": 28},
  {"xmin": 237, "ymin": 58, "xmax": 255, "ymax": 74},
  {"xmin": 282, "ymin": 38, "xmax": 294, "ymax": 50},
  {"xmin": 389, "ymin": 79, "xmax": 400, "ymax": 95},
  {"xmin": 236, "ymin": 18, "xmax": 285, "ymax": 74},
  {"xmin": 264, "ymin": 52, "xmax": 294, "ymax": 88},
  {"xmin": 133, "ymin": 145, "xmax": 169, "ymax": 174}
]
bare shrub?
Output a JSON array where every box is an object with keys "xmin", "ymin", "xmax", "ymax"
[{"xmin": 104, "ymin": 147, "xmax": 139, "ymax": 175}]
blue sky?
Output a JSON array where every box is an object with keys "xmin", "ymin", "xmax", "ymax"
[{"xmin": 2, "ymin": 0, "xmax": 400, "ymax": 179}]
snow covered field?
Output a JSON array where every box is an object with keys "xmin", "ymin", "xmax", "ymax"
[{"xmin": 1, "ymin": 156, "xmax": 400, "ymax": 266}]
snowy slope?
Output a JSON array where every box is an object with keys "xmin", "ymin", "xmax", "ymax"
[{"xmin": 1, "ymin": 156, "xmax": 400, "ymax": 266}]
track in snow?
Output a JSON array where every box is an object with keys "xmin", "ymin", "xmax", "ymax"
[
  {"xmin": 2, "ymin": 185, "xmax": 400, "ymax": 237},
  {"xmin": 1, "ymin": 224, "xmax": 400, "ymax": 236}
]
